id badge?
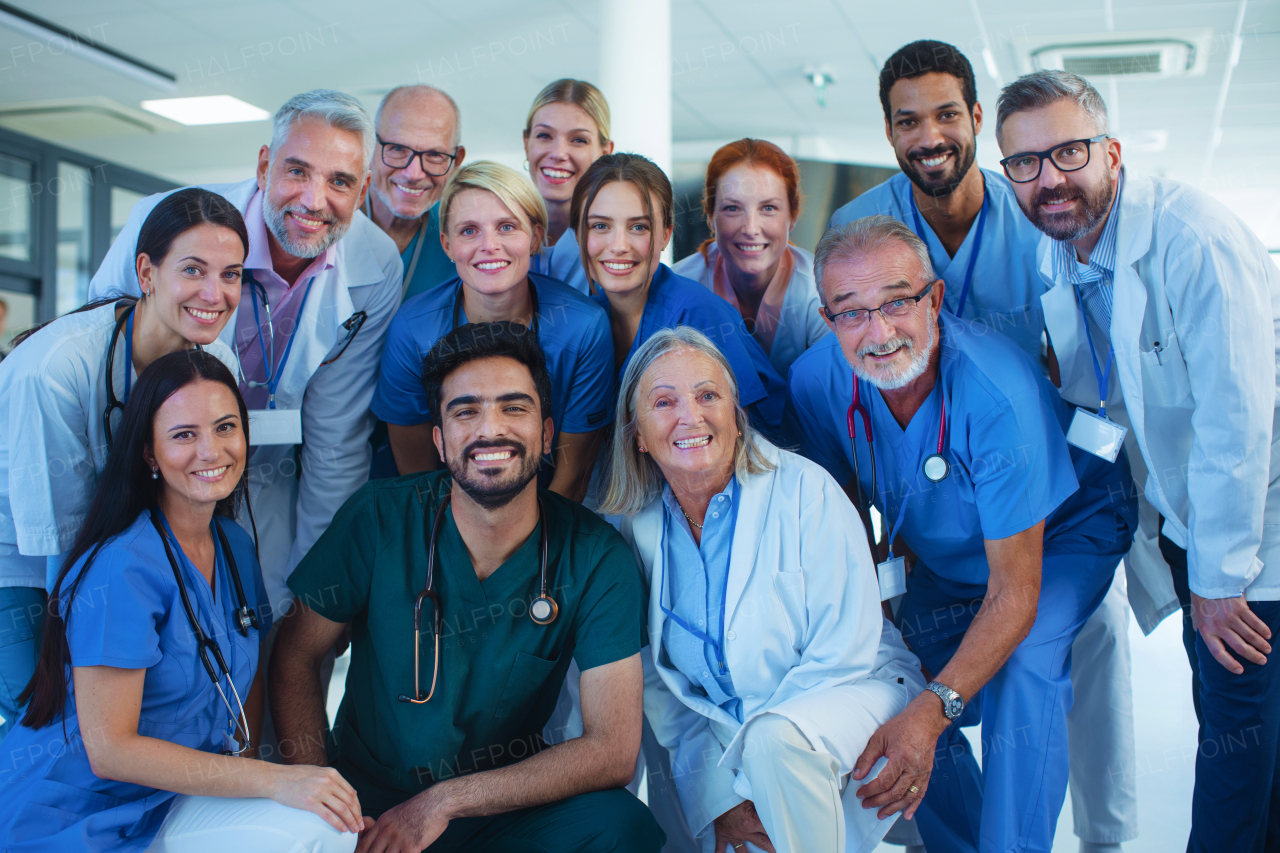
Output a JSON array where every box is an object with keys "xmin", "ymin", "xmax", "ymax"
[
  {"xmin": 249, "ymin": 408, "xmax": 303, "ymax": 446},
  {"xmin": 1066, "ymin": 408, "xmax": 1127, "ymax": 463},
  {"xmin": 877, "ymin": 556, "xmax": 907, "ymax": 601}
]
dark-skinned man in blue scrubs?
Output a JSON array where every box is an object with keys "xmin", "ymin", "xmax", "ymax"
[{"xmin": 269, "ymin": 321, "xmax": 662, "ymax": 853}]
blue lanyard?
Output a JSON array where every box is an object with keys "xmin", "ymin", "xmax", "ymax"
[
  {"xmin": 870, "ymin": 381, "xmax": 942, "ymax": 560},
  {"xmin": 123, "ymin": 309, "xmax": 135, "ymax": 399},
  {"xmin": 909, "ymin": 190, "xmax": 988, "ymax": 319},
  {"xmin": 248, "ymin": 276, "xmax": 315, "ymax": 409},
  {"xmin": 659, "ymin": 492, "xmax": 739, "ymax": 675},
  {"xmin": 1076, "ymin": 289, "xmax": 1115, "ymax": 420}
]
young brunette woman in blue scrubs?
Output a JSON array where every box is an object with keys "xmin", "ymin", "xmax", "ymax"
[{"xmin": 0, "ymin": 351, "xmax": 362, "ymax": 852}]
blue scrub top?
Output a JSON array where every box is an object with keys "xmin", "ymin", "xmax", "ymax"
[
  {"xmin": 787, "ymin": 314, "xmax": 1135, "ymax": 587},
  {"xmin": 591, "ymin": 263, "xmax": 787, "ymax": 434},
  {"xmin": 829, "ymin": 169, "xmax": 1048, "ymax": 361},
  {"xmin": 0, "ymin": 510, "xmax": 270, "ymax": 852},
  {"xmin": 530, "ymin": 228, "xmax": 590, "ymax": 295},
  {"xmin": 372, "ymin": 272, "xmax": 615, "ymax": 441}
]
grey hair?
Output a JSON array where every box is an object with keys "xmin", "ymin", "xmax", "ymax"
[
  {"xmin": 599, "ymin": 326, "xmax": 775, "ymax": 517},
  {"xmin": 995, "ymin": 70, "xmax": 1109, "ymax": 145},
  {"xmin": 814, "ymin": 215, "xmax": 936, "ymax": 307},
  {"xmin": 375, "ymin": 85, "xmax": 462, "ymax": 149},
  {"xmin": 270, "ymin": 89, "xmax": 376, "ymax": 170}
]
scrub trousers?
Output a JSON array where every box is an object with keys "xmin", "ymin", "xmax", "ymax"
[
  {"xmin": 896, "ymin": 532, "xmax": 1126, "ymax": 853},
  {"xmin": 0, "ymin": 585, "xmax": 45, "ymax": 740},
  {"xmin": 1161, "ymin": 532, "xmax": 1280, "ymax": 853}
]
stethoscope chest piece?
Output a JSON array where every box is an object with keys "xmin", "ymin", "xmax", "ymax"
[
  {"xmin": 922, "ymin": 453, "xmax": 951, "ymax": 483},
  {"xmin": 530, "ymin": 595, "xmax": 558, "ymax": 625}
]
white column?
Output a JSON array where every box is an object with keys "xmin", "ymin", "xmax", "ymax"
[{"xmin": 597, "ymin": 0, "xmax": 671, "ymax": 179}]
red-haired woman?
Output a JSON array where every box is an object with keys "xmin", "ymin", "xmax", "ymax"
[{"xmin": 673, "ymin": 139, "xmax": 829, "ymax": 377}]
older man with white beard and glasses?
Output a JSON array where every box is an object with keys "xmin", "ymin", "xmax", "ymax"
[
  {"xmin": 786, "ymin": 216, "xmax": 1136, "ymax": 853},
  {"xmin": 89, "ymin": 89, "xmax": 402, "ymax": 637},
  {"xmin": 998, "ymin": 70, "xmax": 1280, "ymax": 853},
  {"xmin": 364, "ymin": 85, "xmax": 465, "ymax": 302}
]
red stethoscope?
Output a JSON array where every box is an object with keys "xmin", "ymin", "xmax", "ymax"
[{"xmin": 846, "ymin": 374, "xmax": 950, "ymax": 514}]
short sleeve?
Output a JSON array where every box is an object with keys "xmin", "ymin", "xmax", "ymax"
[
  {"xmin": 787, "ymin": 367, "xmax": 853, "ymax": 486},
  {"xmin": 555, "ymin": 309, "xmax": 615, "ymax": 433},
  {"xmin": 370, "ymin": 308, "xmax": 432, "ymax": 426},
  {"xmin": 572, "ymin": 531, "xmax": 645, "ymax": 671},
  {"xmin": 63, "ymin": 539, "xmax": 165, "ymax": 670},
  {"xmin": 967, "ymin": 388, "xmax": 1079, "ymax": 540},
  {"xmin": 287, "ymin": 484, "xmax": 380, "ymax": 622}
]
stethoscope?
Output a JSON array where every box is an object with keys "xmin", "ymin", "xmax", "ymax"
[
  {"xmin": 148, "ymin": 510, "xmax": 260, "ymax": 754},
  {"xmin": 846, "ymin": 375, "xmax": 950, "ymax": 513},
  {"xmin": 399, "ymin": 492, "xmax": 556, "ymax": 705}
]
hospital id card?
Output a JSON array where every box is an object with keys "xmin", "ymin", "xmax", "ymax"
[
  {"xmin": 249, "ymin": 408, "xmax": 303, "ymax": 446},
  {"xmin": 877, "ymin": 556, "xmax": 907, "ymax": 602},
  {"xmin": 1066, "ymin": 408, "xmax": 1126, "ymax": 463}
]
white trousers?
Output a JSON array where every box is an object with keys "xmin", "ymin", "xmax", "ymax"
[{"xmin": 146, "ymin": 795, "xmax": 358, "ymax": 853}]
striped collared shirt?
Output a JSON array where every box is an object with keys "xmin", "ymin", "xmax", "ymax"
[{"xmin": 1054, "ymin": 170, "xmax": 1124, "ymax": 333}]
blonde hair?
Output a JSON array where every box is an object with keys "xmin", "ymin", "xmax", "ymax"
[
  {"xmin": 599, "ymin": 327, "xmax": 775, "ymax": 517},
  {"xmin": 439, "ymin": 161, "xmax": 548, "ymax": 249},
  {"xmin": 523, "ymin": 79, "xmax": 611, "ymax": 146}
]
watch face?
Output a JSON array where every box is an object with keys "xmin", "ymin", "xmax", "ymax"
[{"xmin": 947, "ymin": 694, "xmax": 964, "ymax": 718}]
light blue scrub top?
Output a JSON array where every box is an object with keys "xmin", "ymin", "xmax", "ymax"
[
  {"xmin": 829, "ymin": 169, "xmax": 1048, "ymax": 361},
  {"xmin": 660, "ymin": 479, "xmax": 741, "ymax": 721},
  {"xmin": 787, "ymin": 314, "xmax": 1135, "ymax": 587},
  {"xmin": 371, "ymin": 272, "xmax": 615, "ymax": 471},
  {"xmin": 0, "ymin": 509, "xmax": 270, "ymax": 852},
  {"xmin": 591, "ymin": 263, "xmax": 788, "ymax": 436},
  {"xmin": 530, "ymin": 228, "xmax": 590, "ymax": 295}
]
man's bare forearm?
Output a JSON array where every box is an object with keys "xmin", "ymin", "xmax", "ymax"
[{"xmin": 269, "ymin": 614, "xmax": 338, "ymax": 766}]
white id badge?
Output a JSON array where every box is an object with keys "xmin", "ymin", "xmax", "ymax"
[
  {"xmin": 249, "ymin": 408, "xmax": 303, "ymax": 446},
  {"xmin": 1066, "ymin": 408, "xmax": 1127, "ymax": 462},
  {"xmin": 877, "ymin": 556, "xmax": 907, "ymax": 601}
]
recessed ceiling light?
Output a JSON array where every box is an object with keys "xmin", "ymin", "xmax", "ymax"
[{"xmin": 140, "ymin": 95, "xmax": 269, "ymax": 126}]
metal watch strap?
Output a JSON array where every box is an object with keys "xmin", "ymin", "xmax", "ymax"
[{"xmin": 926, "ymin": 680, "xmax": 963, "ymax": 720}]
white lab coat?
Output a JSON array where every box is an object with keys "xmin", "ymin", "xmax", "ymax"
[
  {"xmin": 1040, "ymin": 169, "xmax": 1280, "ymax": 617},
  {"xmin": 672, "ymin": 244, "xmax": 830, "ymax": 379},
  {"xmin": 88, "ymin": 178, "xmax": 403, "ymax": 611},
  {"xmin": 0, "ymin": 304, "xmax": 237, "ymax": 587},
  {"xmin": 619, "ymin": 441, "xmax": 923, "ymax": 851}
]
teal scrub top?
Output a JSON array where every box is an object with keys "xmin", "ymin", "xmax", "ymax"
[
  {"xmin": 286, "ymin": 472, "xmax": 645, "ymax": 813},
  {"xmin": 400, "ymin": 201, "xmax": 459, "ymax": 302}
]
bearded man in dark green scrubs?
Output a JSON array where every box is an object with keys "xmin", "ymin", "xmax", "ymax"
[{"xmin": 270, "ymin": 321, "xmax": 662, "ymax": 853}]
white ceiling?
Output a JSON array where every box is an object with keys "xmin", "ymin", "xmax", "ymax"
[{"xmin": 4, "ymin": 0, "xmax": 1279, "ymax": 245}]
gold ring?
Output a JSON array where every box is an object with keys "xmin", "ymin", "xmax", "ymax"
[{"xmin": 908, "ymin": 784, "xmax": 920, "ymax": 796}]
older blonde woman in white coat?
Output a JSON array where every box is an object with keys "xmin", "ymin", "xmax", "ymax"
[{"xmin": 602, "ymin": 326, "xmax": 924, "ymax": 853}]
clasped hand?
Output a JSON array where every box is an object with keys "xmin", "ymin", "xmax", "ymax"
[
  {"xmin": 1191, "ymin": 592, "xmax": 1272, "ymax": 675},
  {"xmin": 851, "ymin": 694, "xmax": 945, "ymax": 821},
  {"xmin": 355, "ymin": 787, "xmax": 451, "ymax": 853}
]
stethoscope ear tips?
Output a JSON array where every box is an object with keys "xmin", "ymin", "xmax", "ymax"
[{"xmin": 530, "ymin": 595, "xmax": 558, "ymax": 625}]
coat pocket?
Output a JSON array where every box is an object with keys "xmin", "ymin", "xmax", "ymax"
[
  {"xmin": 1139, "ymin": 331, "xmax": 1193, "ymax": 408},
  {"xmin": 495, "ymin": 651, "xmax": 559, "ymax": 717},
  {"xmin": 772, "ymin": 571, "xmax": 808, "ymax": 649}
]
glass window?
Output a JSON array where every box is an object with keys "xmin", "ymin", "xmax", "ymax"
[
  {"xmin": 0, "ymin": 154, "xmax": 33, "ymax": 263},
  {"xmin": 111, "ymin": 186, "xmax": 146, "ymax": 243},
  {"xmin": 56, "ymin": 162, "xmax": 92, "ymax": 316},
  {"xmin": 0, "ymin": 288, "xmax": 36, "ymax": 355}
]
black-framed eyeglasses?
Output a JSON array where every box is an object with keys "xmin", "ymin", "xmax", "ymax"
[
  {"xmin": 999, "ymin": 135, "xmax": 1110, "ymax": 184},
  {"xmin": 824, "ymin": 281, "xmax": 935, "ymax": 331},
  {"xmin": 320, "ymin": 311, "xmax": 367, "ymax": 367},
  {"xmin": 377, "ymin": 135, "xmax": 458, "ymax": 176}
]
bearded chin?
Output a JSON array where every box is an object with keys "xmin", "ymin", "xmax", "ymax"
[{"xmin": 854, "ymin": 316, "xmax": 937, "ymax": 390}]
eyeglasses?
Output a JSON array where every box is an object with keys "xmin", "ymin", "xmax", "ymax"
[
  {"xmin": 824, "ymin": 281, "xmax": 935, "ymax": 331},
  {"xmin": 999, "ymin": 135, "xmax": 1110, "ymax": 183},
  {"xmin": 377, "ymin": 135, "xmax": 458, "ymax": 176},
  {"xmin": 320, "ymin": 311, "xmax": 367, "ymax": 366}
]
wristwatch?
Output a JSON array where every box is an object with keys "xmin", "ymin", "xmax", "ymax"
[{"xmin": 926, "ymin": 681, "xmax": 964, "ymax": 720}]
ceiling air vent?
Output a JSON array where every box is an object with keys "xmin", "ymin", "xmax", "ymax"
[{"xmin": 1032, "ymin": 39, "xmax": 1198, "ymax": 79}]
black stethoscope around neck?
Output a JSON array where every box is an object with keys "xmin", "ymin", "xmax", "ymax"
[
  {"xmin": 148, "ymin": 510, "xmax": 260, "ymax": 754},
  {"xmin": 846, "ymin": 376, "xmax": 950, "ymax": 513},
  {"xmin": 399, "ymin": 492, "xmax": 557, "ymax": 705}
]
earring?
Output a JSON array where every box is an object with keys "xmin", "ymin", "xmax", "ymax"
[
  {"xmin": 638, "ymin": 445, "xmax": 646, "ymax": 453},
  {"xmin": 522, "ymin": 159, "xmax": 530, "ymax": 171},
  {"xmin": 151, "ymin": 467, "xmax": 159, "ymax": 480}
]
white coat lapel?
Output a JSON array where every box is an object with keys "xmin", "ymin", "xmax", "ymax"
[
  {"xmin": 1109, "ymin": 172, "xmax": 1154, "ymax": 474},
  {"xmin": 725, "ymin": 442, "xmax": 779, "ymax": 624}
]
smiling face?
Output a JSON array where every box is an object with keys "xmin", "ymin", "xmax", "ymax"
[
  {"xmin": 147, "ymin": 379, "xmax": 246, "ymax": 510},
  {"xmin": 821, "ymin": 243, "xmax": 943, "ymax": 390},
  {"xmin": 635, "ymin": 348, "xmax": 739, "ymax": 494},
  {"xmin": 886, "ymin": 72, "xmax": 981, "ymax": 198},
  {"xmin": 713, "ymin": 163, "xmax": 793, "ymax": 281},
  {"xmin": 257, "ymin": 116, "xmax": 369, "ymax": 259},
  {"xmin": 585, "ymin": 181, "xmax": 673, "ymax": 297},
  {"xmin": 1000, "ymin": 100, "xmax": 1121, "ymax": 242},
  {"xmin": 433, "ymin": 356, "xmax": 552, "ymax": 511},
  {"xmin": 137, "ymin": 223, "xmax": 244, "ymax": 346},
  {"xmin": 372, "ymin": 89, "xmax": 461, "ymax": 221},
  {"xmin": 524, "ymin": 102, "xmax": 613, "ymax": 207},
  {"xmin": 442, "ymin": 188, "xmax": 539, "ymax": 299}
]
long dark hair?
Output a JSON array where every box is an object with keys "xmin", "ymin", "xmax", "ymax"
[
  {"xmin": 12, "ymin": 187, "xmax": 249, "ymax": 347},
  {"xmin": 19, "ymin": 349, "xmax": 251, "ymax": 729}
]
